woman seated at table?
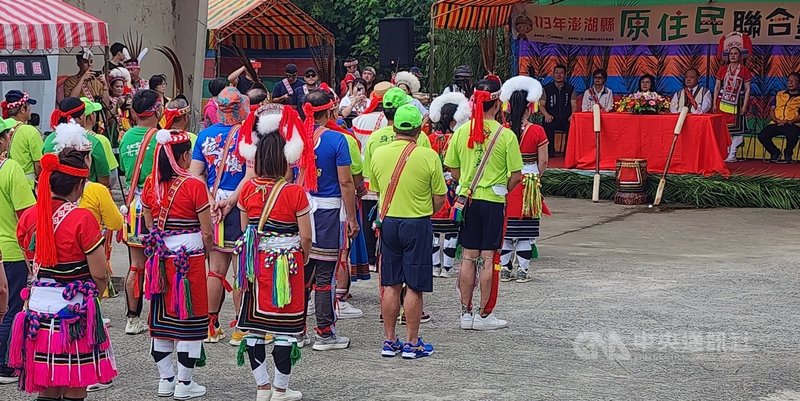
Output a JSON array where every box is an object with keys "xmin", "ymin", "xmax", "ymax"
[
  {"xmin": 581, "ymin": 69, "xmax": 614, "ymax": 112},
  {"xmin": 636, "ymin": 74, "xmax": 657, "ymax": 95}
]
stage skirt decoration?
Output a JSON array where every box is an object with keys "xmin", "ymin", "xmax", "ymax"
[
  {"xmin": 142, "ymin": 228, "xmax": 209, "ymax": 341},
  {"xmin": 615, "ymin": 158, "xmax": 649, "ymax": 205},
  {"xmin": 235, "ymin": 227, "xmax": 306, "ymax": 337},
  {"xmin": 8, "ymin": 279, "xmax": 117, "ymax": 393}
]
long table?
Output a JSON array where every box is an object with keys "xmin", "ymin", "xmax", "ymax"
[{"xmin": 564, "ymin": 112, "xmax": 732, "ymax": 177}]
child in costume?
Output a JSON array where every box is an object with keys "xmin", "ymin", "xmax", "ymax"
[{"xmin": 234, "ymin": 104, "xmax": 314, "ymax": 401}]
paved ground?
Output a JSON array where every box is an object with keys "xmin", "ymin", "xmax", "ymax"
[{"xmin": 2, "ymin": 197, "xmax": 799, "ymax": 400}]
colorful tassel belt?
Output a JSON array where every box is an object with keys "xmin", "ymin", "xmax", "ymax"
[
  {"xmin": 20, "ymin": 280, "xmax": 106, "ymax": 346},
  {"xmin": 234, "ymin": 226, "xmax": 301, "ymax": 308},
  {"xmin": 522, "ymin": 173, "xmax": 543, "ymax": 219},
  {"xmin": 142, "ymin": 227, "xmax": 204, "ymax": 319}
]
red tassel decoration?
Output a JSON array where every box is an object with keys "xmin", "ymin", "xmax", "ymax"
[{"xmin": 469, "ymin": 90, "xmax": 491, "ymax": 149}]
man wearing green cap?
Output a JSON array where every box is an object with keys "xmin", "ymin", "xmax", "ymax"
[
  {"xmin": 0, "ymin": 117, "xmax": 37, "ymax": 383},
  {"xmin": 367, "ymin": 104, "xmax": 446, "ymax": 359},
  {"xmin": 81, "ymin": 97, "xmax": 119, "ymax": 188},
  {"xmin": 42, "ymin": 99, "xmax": 111, "ymax": 186}
]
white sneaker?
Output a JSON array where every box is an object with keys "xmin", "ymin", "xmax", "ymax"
[
  {"xmin": 433, "ymin": 266, "xmax": 442, "ymax": 277},
  {"xmin": 460, "ymin": 312, "xmax": 474, "ymax": 330},
  {"xmin": 336, "ymin": 301, "xmax": 363, "ymax": 319},
  {"xmin": 296, "ymin": 333, "xmax": 312, "ymax": 348},
  {"xmin": 173, "ymin": 381, "xmax": 207, "ymax": 400},
  {"xmin": 724, "ymin": 154, "xmax": 737, "ymax": 163},
  {"xmin": 158, "ymin": 378, "xmax": 176, "ymax": 397},
  {"xmin": 255, "ymin": 388, "xmax": 272, "ymax": 401},
  {"xmin": 439, "ymin": 268, "xmax": 455, "ymax": 278},
  {"xmin": 312, "ymin": 334, "xmax": 350, "ymax": 351},
  {"xmin": 125, "ymin": 317, "xmax": 147, "ymax": 335},
  {"xmin": 472, "ymin": 313, "xmax": 508, "ymax": 331},
  {"xmin": 307, "ymin": 296, "xmax": 315, "ymax": 312},
  {"xmin": 270, "ymin": 388, "xmax": 303, "ymax": 401},
  {"xmin": 87, "ymin": 381, "xmax": 113, "ymax": 392}
]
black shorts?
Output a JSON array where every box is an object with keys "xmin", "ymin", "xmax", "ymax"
[
  {"xmin": 379, "ymin": 217, "xmax": 433, "ymax": 293},
  {"xmin": 221, "ymin": 208, "xmax": 243, "ymax": 249},
  {"xmin": 458, "ymin": 199, "xmax": 505, "ymax": 251}
]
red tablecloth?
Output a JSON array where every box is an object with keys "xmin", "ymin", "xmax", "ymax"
[{"xmin": 565, "ymin": 112, "xmax": 732, "ymax": 177}]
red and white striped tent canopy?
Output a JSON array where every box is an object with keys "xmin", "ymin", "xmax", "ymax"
[{"xmin": 0, "ymin": 0, "xmax": 108, "ymax": 52}]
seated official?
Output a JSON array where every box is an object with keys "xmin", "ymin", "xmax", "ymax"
[
  {"xmin": 758, "ymin": 72, "xmax": 800, "ymax": 163},
  {"xmin": 581, "ymin": 69, "xmax": 614, "ymax": 112},
  {"xmin": 670, "ymin": 69, "xmax": 712, "ymax": 114},
  {"xmin": 635, "ymin": 74, "xmax": 658, "ymax": 96}
]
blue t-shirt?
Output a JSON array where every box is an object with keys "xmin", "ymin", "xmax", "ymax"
[
  {"xmin": 310, "ymin": 128, "xmax": 351, "ymax": 198},
  {"xmin": 193, "ymin": 123, "xmax": 247, "ymax": 191}
]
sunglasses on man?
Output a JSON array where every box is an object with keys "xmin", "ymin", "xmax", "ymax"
[{"xmin": 305, "ymin": 73, "xmax": 317, "ymax": 78}]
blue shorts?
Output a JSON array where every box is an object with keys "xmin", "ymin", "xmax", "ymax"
[
  {"xmin": 458, "ymin": 199, "xmax": 505, "ymax": 251},
  {"xmin": 379, "ymin": 217, "xmax": 433, "ymax": 293}
]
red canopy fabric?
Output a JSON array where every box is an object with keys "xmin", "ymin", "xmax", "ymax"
[
  {"xmin": 433, "ymin": 0, "xmax": 519, "ymax": 30},
  {"xmin": 0, "ymin": 0, "xmax": 108, "ymax": 51}
]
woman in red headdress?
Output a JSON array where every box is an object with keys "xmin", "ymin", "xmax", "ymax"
[
  {"xmin": 11, "ymin": 149, "xmax": 117, "ymax": 398},
  {"xmin": 713, "ymin": 32, "xmax": 753, "ymax": 162}
]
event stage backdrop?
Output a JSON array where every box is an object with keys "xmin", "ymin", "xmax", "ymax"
[{"xmin": 512, "ymin": 2, "xmax": 800, "ymax": 138}]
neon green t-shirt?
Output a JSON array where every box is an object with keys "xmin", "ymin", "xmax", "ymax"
[
  {"xmin": 342, "ymin": 133, "xmax": 363, "ymax": 176},
  {"xmin": 444, "ymin": 119, "xmax": 523, "ymax": 204},
  {"xmin": 119, "ymin": 126, "xmax": 158, "ymax": 189},
  {"xmin": 363, "ymin": 125, "xmax": 431, "ymax": 179},
  {"xmin": 42, "ymin": 132, "xmax": 110, "ymax": 183},
  {"xmin": 368, "ymin": 140, "xmax": 447, "ymax": 218},
  {"xmin": 7, "ymin": 122, "xmax": 43, "ymax": 188},
  {"xmin": 88, "ymin": 131, "xmax": 119, "ymax": 170},
  {"xmin": 0, "ymin": 158, "xmax": 37, "ymax": 261}
]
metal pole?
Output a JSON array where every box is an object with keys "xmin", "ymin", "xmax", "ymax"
[{"xmin": 429, "ymin": 1, "xmax": 436, "ymax": 94}]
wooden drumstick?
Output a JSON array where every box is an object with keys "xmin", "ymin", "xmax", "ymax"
[
  {"xmin": 654, "ymin": 107, "xmax": 689, "ymax": 206},
  {"xmin": 592, "ymin": 104, "xmax": 601, "ymax": 203}
]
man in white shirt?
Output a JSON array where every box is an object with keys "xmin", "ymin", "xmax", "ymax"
[{"xmin": 670, "ymin": 69, "xmax": 712, "ymax": 114}]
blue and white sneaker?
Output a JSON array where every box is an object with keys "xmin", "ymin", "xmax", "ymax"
[
  {"xmin": 381, "ymin": 339, "xmax": 403, "ymax": 357},
  {"xmin": 401, "ymin": 338, "xmax": 434, "ymax": 359}
]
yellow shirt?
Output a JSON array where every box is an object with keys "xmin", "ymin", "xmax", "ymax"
[
  {"xmin": 79, "ymin": 182, "xmax": 124, "ymax": 231},
  {"xmin": 363, "ymin": 125, "xmax": 431, "ymax": 179},
  {"xmin": 368, "ymin": 139, "xmax": 447, "ymax": 218},
  {"xmin": 444, "ymin": 119, "xmax": 523, "ymax": 204}
]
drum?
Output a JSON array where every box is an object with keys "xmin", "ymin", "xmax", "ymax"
[{"xmin": 614, "ymin": 158, "xmax": 648, "ymax": 205}]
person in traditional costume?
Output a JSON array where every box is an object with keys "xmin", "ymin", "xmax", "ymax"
[
  {"xmin": 106, "ymin": 72, "xmax": 135, "ymax": 146},
  {"xmin": 713, "ymin": 32, "xmax": 752, "ymax": 162},
  {"xmin": 119, "ymin": 89, "xmax": 164, "ymax": 335},
  {"xmin": 63, "ymin": 48, "xmax": 110, "ymax": 105},
  {"xmin": 0, "ymin": 117, "xmax": 36, "ymax": 384},
  {"xmin": 300, "ymin": 89, "xmax": 359, "ymax": 350},
  {"xmin": 203, "ymin": 78, "xmax": 228, "ymax": 129},
  {"xmin": 234, "ymin": 104, "xmax": 313, "ymax": 401},
  {"xmin": 189, "ymin": 87, "xmax": 251, "ymax": 346},
  {"xmin": 670, "ymin": 69, "xmax": 712, "ymax": 115},
  {"xmin": 340, "ymin": 57, "xmax": 361, "ymax": 97},
  {"xmin": 124, "ymin": 50, "xmax": 150, "ymax": 94},
  {"xmin": 581, "ymin": 69, "xmax": 614, "ymax": 112},
  {"xmin": 42, "ymin": 115, "xmax": 122, "ymax": 393},
  {"xmin": 11, "ymin": 148, "xmax": 118, "ymax": 399},
  {"xmin": 428, "ymin": 92, "xmax": 470, "ymax": 278},
  {"xmin": 164, "ymin": 96, "xmax": 197, "ymax": 147},
  {"xmin": 141, "ymin": 129, "xmax": 213, "ymax": 400},
  {"xmin": 395, "ymin": 71, "xmax": 429, "ymax": 117},
  {"xmin": 314, "ymin": 84, "xmax": 366, "ymax": 318},
  {"xmin": 444, "ymin": 79, "xmax": 523, "ymax": 331},
  {"xmin": 498, "ymin": 75, "xmax": 550, "ymax": 283}
]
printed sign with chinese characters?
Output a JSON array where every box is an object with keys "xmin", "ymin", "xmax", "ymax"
[
  {"xmin": 512, "ymin": 3, "xmax": 800, "ymax": 45},
  {"xmin": 0, "ymin": 56, "xmax": 51, "ymax": 81}
]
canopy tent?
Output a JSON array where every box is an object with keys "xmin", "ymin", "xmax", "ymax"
[
  {"xmin": 207, "ymin": 0, "xmax": 334, "ymax": 50},
  {"xmin": 0, "ymin": 0, "xmax": 108, "ymax": 52}
]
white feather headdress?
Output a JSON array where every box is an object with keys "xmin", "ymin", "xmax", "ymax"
[
  {"xmin": 395, "ymin": 71, "xmax": 421, "ymax": 94},
  {"xmin": 53, "ymin": 122, "xmax": 91, "ymax": 153},
  {"xmin": 499, "ymin": 75, "xmax": 544, "ymax": 104},
  {"xmin": 429, "ymin": 92, "xmax": 471, "ymax": 126},
  {"xmin": 238, "ymin": 113, "xmax": 304, "ymax": 164}
]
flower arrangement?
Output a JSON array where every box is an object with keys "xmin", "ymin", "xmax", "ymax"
[{"xmin": 614, "ymin": 91, "xmax": 671, "ymax": 114}]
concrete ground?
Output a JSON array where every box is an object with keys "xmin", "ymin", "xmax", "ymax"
[{"xmin": 2, "ymin": 197, "xmax": 798, "ymax": 401}]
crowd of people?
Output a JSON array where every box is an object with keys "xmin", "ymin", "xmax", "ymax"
[
  {"xmin": 0, "ymin": 29, "xmax": 797, "ymax": 401},
  {"xmin": 0, "ymin": 44, "xmax": 552, "ymax": 401}
]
